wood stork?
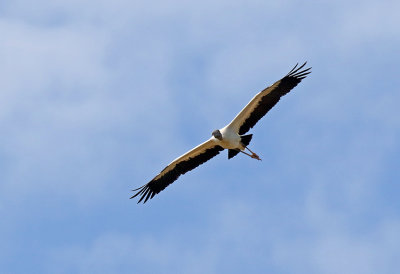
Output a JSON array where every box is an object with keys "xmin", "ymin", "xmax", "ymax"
[{"xmin": 131, "ymin": 62, "xmax": 311, "ymax": 203}]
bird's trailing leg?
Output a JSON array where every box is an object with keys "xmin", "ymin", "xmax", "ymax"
[
  {"xmin": 240, "ymin": 147, "xmax": 261, "ymax": 161},
  {"xmin": 246, "ymin": 147, "xmax": 261, "ymax": 161}
]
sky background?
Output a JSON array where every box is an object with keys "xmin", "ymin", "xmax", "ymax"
[{"xmin": 1, "ymin": 0, "xmax": 400, "ymax": 273}]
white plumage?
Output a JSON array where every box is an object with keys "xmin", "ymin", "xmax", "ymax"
[
  {"xmin": 132, "ymin": 62, "xmax": 311, "ymax": 203},
  {"xmin": 218, "ymin": 126, "xmax": 242, "ymax": 149}
]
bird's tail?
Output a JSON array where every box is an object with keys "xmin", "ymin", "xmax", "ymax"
[
  {"xmin": 228, "ymin": 134, "xmax": 253, "ymax": 159},
  {"xmin": 228, "ymin": 149, "xmax": 240, "ymax": 159},
  {"xmin": 240, "ymin": 134, "xmax": 253, "ymax": 147}
]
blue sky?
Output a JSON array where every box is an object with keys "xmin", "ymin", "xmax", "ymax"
[{"xmin": 1, "ymin": 0, "xmax": 399, "ymax": 273}]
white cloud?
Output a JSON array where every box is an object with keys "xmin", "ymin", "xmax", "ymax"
[
  {"xmin": 336, "ymin": 0, "xmax": 400, "ymax": 47},
  {"xmin": 43, "ymin": 196, "xmax": 400, "ymax": 274},
  {"xmin": 271, "ymin": 189, "xmax": 400, "ymax": 274},
  {"xmin": 46, "ymin": 232, "xmax": 217, "ymax": 274},
  {"xmin": 0, "ymin": 1, "xmax": 399, "ymax": 273},
  {"xmin": 0, "ymin": 17, "xmax": 181, "ymax": 204}
]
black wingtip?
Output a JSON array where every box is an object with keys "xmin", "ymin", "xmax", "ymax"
[
  {"xmin": 286, "ymin": 62, "xmax": 299, "ymax": 75},
  {"xmin": 130, "ymin": 184, "xmax": 149, "ymax": 204},
  {"xmin": 131, "ymin": 183, "xmax": 157, "ymax": 204},
  {"xmin": 130, "ymin": 182, "xmax": 156, "ymax": 204},
  {"xmin": 286, "ymin": 62, "xmax": 311, "ymax": 79}
]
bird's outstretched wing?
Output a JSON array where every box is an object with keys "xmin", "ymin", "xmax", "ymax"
[
  {"xmin": 227, "ymin": 62, "xmax": 311, "ymax": 135},
  {"xmin": 131, "ymin": 139, "xmax": 223, "ymax": 203}
]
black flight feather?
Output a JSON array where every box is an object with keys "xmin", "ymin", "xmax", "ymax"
[
  {"xmin": 238, "ymin": 62, "xmax": 311, "ymax": 135},
  {"xmin": 131, "ymin": 145, "xmax": 224, "ymax": 203}
]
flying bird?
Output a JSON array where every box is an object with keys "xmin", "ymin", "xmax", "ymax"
[{"xmin": 131, "ymin": 62, "xmax": 311, "ymax": 203}]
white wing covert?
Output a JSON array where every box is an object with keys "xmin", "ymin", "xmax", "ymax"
[
  {"xmin": 228, "ymin": 63, "xmax": 311, "ymax": 135},
  {"xmin": 131, "ymin": 139, "xmax": 223, "ymax": 203}
]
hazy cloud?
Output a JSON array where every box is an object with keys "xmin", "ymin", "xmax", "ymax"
[{"xmin": 1, "ymin": 0, "xmax": 399, "ymax": 273}]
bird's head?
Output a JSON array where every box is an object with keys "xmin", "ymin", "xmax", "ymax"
[{"xmin": 212, "ymin": 129, "xmax": 222, "ymax": 140}]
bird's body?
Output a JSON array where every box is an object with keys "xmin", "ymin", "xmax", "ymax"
[
  {"xmin": 218, "ymin": 126, "xmax": 242, "ymax": 150},
  {"xmin": 132, "ymin": 62, "xmax": 311, "ymax": 203}
]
